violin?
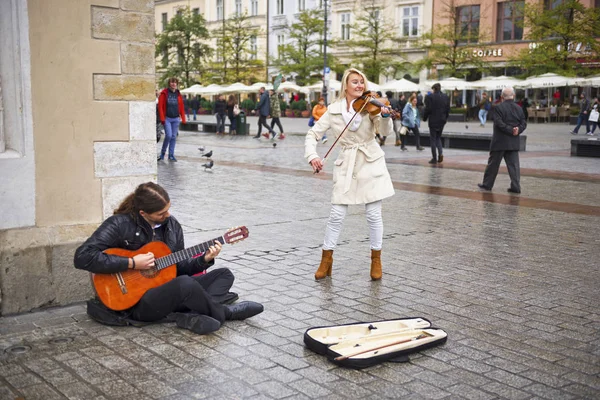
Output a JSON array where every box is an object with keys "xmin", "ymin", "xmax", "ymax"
[{"xmin": 352, "ymin": 91, "xmax": 401, "ymax": 119}]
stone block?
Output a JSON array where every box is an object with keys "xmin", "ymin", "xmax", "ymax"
[
  {"xmin": 94, "ymin": 75, "xmax": 154, "ymax": 101},
  {"xmin": 0, "ymin": 225, "xmax": 98, "ymax": 315},
  {"xmin": 120, "ymin": 0, "xmax": 153, "ymax": 13},
  {"xmin": 94, "ymin": 141, "xmax": 156, "ymax": 178},
  {"xmin": 101, "ymin": 175, "xmax": 157, "ymax": 219},
  {"xmin": 129, "ymin": 101, "xmax": 156, "ymax": 141},
  {"xmin": 121, "ymin": 43, "xmax": 154, "ymax": 74},
  {"xmin": 92, "ymin": 7, "xmax": 154, "ymax": 43}
]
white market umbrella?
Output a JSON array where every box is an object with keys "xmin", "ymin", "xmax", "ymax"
[
  {"xmin": 366, "ymin": 80, "xmax": 381, "ymax": 92},
  {"xmin": 423, "ymin": 77, "xmax": 474, "ymax": 91},
  {"xmin": 574, "ymin": 74, "xmax": 600, "ymax": 87},
  {"xmin": 181, "ymin": 84, "xmax": 203, "ymax": 94},
  {"xmin": 381, "ymin": 78, "xmax": 420, "ymax": 93},
  {"xmin": 306, "ymin": 79, "xmax": 342, "ymax": 92},
  {"xmin": 276, "ymin": 81, "xmax": 309, "ymax": 93},
  {"xmin": 196, "ymin": 84, "xmax": 223, "ymax": 95},
  {"xmin": 471, "ymin": 76, "xmax": 524, "ymax": 90},
  {"xmin": 521, "ymin": 73, "xmax": 576, "ymax": 89},
  {"xmin": 250, "ymin": 82, "xmax": 273, "ymax": 91},
  {"xmin": 221, "ymin": 82, "xmax": 253, "ymax": 93}
]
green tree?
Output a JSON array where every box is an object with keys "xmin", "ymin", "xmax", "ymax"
[
  {"xmin": 415, "ymin": 0, "xmax": 489, "ymax": 78},
  {"xmin": 211, "ymin": 12, "xmax": 264, "ymax": 84},
  {"xmin": 342, "ymin": 0, "xmax": 404, "ymax": 82},
  {"xmin": 155, "ymin": 7, "xmax": 212, "ymax": 87},
  {"xmin": 512, "ymin": 0, "xmax": 600, "ymax": 76},
  {"xmin": 274, "ymin": 8, "xmax": 333, "ymax": 86}
]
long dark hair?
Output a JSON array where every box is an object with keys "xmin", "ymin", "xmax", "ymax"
[{"xmin": 113, "ymin": 182, "xmax": 170, "ymax": 217}]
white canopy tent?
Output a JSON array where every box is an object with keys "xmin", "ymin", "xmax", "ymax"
[
  {"xmin": 574, "ymin": 74, "xmax": 600, "ymax": 87},
  {"xmin": 180, "ymin": 84, "xmax": 203, "ymax": 94},
  {"xmin": 276, "ymin": 81, "xmax": 309, "ymax": 93},
  {"xmin": 423, "ymin": 77, "xmax": 475, "ymax": 91},
  {"xmin": 306, "ymin": 79, "xmax": 342, "ymax": 92},
  {"xmin": 380, "ymin": 79, "xmax": 420, "ymax": 93},
  {"xmin": 196, "ymin": 84, "xmax": 224, "ymax": 95},
  {"xmin": 221, "ymin": 82, "xmax": 253, "ymax": 93},
  {"xmin": 521, "ymin": 73, "xmax": 579, "ymax": 89},
  {"xmin": 471, "ymin": 76, "xmax": 524, "ymax": 90},
  {"xmin": 249, "ymin": 82, "xmax": 273, "ymax": 91}
]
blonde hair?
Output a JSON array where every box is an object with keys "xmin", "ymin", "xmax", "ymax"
[{"xmin": 338, "ymin": 68, "xmax": 368, "ymax": 100}]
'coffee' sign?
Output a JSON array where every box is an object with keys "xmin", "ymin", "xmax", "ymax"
[{"xmin": 472, "ymin": 48, "xmax": 503, "ymax": 57}]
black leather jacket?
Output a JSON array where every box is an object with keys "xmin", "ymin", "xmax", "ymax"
[{"xmin": 74, "ymin": 213, "xmax": 213, "ymax": 276}]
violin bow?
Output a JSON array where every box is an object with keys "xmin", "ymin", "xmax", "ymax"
[
  {"xmin": 314, "ymin": 96, "xmax": 371, "ymax": 174},
  {"xmin": 333, "ymin": 333, "xmax": 428, "ymax": 361}
]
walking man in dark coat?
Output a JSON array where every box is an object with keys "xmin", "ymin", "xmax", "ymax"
[
  {"xmin": 423, "ymin": 83, "xmax": 450, "ymax": 164},
  {"xmin": 254, "ymin": 87, "xmax": 275, "ymax": 139},
  {"xmin": 478, "ymin": 87, "xmax": 527, "ymax": 194}
]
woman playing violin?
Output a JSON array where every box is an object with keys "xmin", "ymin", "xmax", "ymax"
[{"xmin": 305, "ymin": 68, "xmax": 395, "ymax": 281}]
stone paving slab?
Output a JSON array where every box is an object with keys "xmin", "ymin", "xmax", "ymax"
[{"xmin": 1, "ymin": 128, "xmax": 599, "ymax": 399}]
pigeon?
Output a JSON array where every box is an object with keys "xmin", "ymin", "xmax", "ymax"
[
  {"xmin": 465, "ymin": 125, "xmax": 469, "ymax": 129},
  {"xmin": 202, "ymin": 150, "xmax": 213, "ymax": 158},
  {"xmin": 202, "ymin": 160, "xmax": 214, "ymax": 170},
  {"xmin": 198, "ymin": 146, "xmax": 205, "ymax": 152}
]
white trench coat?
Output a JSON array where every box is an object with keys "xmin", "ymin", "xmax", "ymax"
[{"xmin": 305, "ymin": 99, "xmax": 395, "ymax": 205}]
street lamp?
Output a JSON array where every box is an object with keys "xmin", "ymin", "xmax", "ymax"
[{"xmin": 322, "ymin": 0, "xmax": 329, "ymax": 105}]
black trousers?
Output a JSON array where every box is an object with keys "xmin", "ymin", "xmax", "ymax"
[
  {"xmin": 131, "ymin": 268, "xmax": 233, "ymax": 324},
  {"xmin": 257, "ymin": 115, "xmax": 273, "ymax": 135},
  {"xmin": 430, "ymin": 127, "xmax": 443, "ymax": 158},
  {"xmin": 482, "ymin": 150, "xmax": 520, "ymax": 191},
  {"xmin": 270, "ymin": 117, "xmax": 284, "ymax": 133}
]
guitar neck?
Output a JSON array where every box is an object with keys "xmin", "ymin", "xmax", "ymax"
[{"xmin": 155, "ymin": 236, "xmax": 224, "ymax": 270}]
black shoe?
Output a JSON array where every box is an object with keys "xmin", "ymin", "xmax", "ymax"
[
  {"xmin": 507, "ymin": 188, "xmax": 521, "ymax": 194},
  {"xmin": 380, "ymin": 136, "xmax": 386, "ymax": 146},
  {"xmin": 401, "ymin": 147, "xmax": 408, "ymax": 151},
  {"xmin": 225, "ymin": 301, "xmax": 264, "ymax": 320},
  {"xmin": 157, "ymin": 155, "xmax": 164, "ymax": 161},
  {"xmin": 174, "ymin": 313, "xmax": 221, "ymax": 335},
  {"xmin": 417, "ymin": 146, "xmax": 424, "ymax": 151},
  {"xmin": 478, "ymin": 183, "xmax": 492, "ymax": 191},
  {"xmin": 214, "ymin": 292, "xmax": 239, "ymax": 305},
  {"xmin": 428, "ymin": 158, "xmax": 437, "ymax": 164},
  {"xmin": 438, "ymin": 155, "xmax": 444, "ymax": 163},
  {"xmin": 253, "ymin": 134, "xmax": 260, "ymax": 139}
]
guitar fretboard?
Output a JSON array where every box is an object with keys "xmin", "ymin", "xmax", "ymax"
[{"xmin": 155, "ymin": 236, "xmax": 225, "ymax": 270}]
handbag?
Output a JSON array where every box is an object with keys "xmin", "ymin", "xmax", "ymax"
[
  {"xmin": 589, "ymin": 109, "xmax": 599, "ymax": 123},
  {"xmin": 400, "ymin": 126, "xmax": 408, "ymax": 135},
  {"xmin": 308, "ymin": 115, "xmax": 315, "ymax": 127},
  {"xmin": 233, "ymin": 104, "xmax": 240, "ymax": 116}
]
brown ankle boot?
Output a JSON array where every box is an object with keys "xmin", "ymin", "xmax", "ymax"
[
  {"xmin": 395, "ymin": 139, "xmax": 401, "ymax": 146},
  {"xmin": 370, "ymin": 249, "xmax": 382, "ymax": 280},
  {"xmin": 315, "ymin": 250, "xmax": 333, "ymax": 280}
]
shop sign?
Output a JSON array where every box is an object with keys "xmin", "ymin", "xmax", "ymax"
[{"xmin": 471, "ymin": 48, "xmax": 503, "ymax": 57}]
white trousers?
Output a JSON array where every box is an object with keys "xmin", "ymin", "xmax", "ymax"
[{"xmin": 323, "ymin": 201, "xmax": 383, "ymax": 251}]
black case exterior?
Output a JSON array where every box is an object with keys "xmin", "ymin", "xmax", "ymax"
[{"xmin": 303, "ymin": 317, "xmax": 447, "ymax": 369}]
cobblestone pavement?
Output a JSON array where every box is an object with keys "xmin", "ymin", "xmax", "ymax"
[{"xmin": 1, "ymin": 118, "xmax": 599, "ymax": 399}]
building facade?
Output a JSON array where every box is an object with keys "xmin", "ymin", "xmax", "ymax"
[
  {"xmin": 328, "ymin": 0, "xmax": 434, "ymax": 82},
  {"xmin": 0, "ymin": 0, "xmax": 156, "ymax": 314},
  {"xmin": 155, "ymin": 0, "xmax": 269, "ymax": 85}
]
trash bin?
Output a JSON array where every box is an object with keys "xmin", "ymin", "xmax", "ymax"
[{"xmin": 236, "ymin": 112, "xmax": 247, "ymax": 135}]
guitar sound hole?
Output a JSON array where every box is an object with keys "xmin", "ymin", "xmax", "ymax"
[{"xmin": 141, "ymin": 268, "xmax": 159, "ymax": 278}]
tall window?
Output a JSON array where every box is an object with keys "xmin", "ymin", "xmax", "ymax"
[
  {"xmin": 456, "ymin": 5, "xmax": 480, "ymax": 44},
  {"xmin": 217, "ymin": 0, "xmax": 223, "ymax": 20},
  {"xmin": 162, "ymin": 49, "xmax": 168, "ymax": 67},
  {"xmin": 250, "ymin": 35, "xmax": 257, "ymax": 60},
  {"xmin": 497, "ymin": 1, "xmax": 524, "ymax": 42},
  {"xmin": 235, "ymin": 0, "xmax": 242, "ymax": 14},
  {"xmin": 251, "ymin": 0, "xmax": 258, "ymax": 16},
  {"xmin": 298, "ymin": 0, "xmax": 306, "ymax": 12},
  {"xmin": 368, "ymin": 9, "xmax": 380, "ymax": 35},
  {"xmin": 192, "ymin": 8, "xmax": 199, "ymax": 15},
  {"xmin": 161, "ymin": 13, "xmax": 167, "ymax": 31},
  {"xmin": 216, "ymin": 39, "xmax": 223, "ymax": 62},
  {"xmin": 177, "ymin": 45, "xmax": 183, "ymax": 65},
  {"xmin": 544, "ymin": 0, "xmax": 564, "ymax": 9},
  {"xmin": 341, "ymin": 13, "xmax": 351, "ymax": 40},
  {"xmin": 400, "ymin": 6, "xmax": 419, "ymax": 37},
  {"xmin": 276, "ymin": 0, "xmax": 284, "ymax": 15},
  {"xmin": 277, "ymin": 34, "xmax": 285, "ymax": 58}
]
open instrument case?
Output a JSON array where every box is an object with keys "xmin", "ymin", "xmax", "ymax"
[{"xmin": 304, "ymin": 317, "xmax": 447, "ymax": 369}]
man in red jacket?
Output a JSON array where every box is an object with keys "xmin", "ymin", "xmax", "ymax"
[{"xmin": 157, "ymin": 77, "xmax": 186, "ymax": 162}]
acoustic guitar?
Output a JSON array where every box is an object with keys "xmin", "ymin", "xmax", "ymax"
[{"xmin": 92, "ymin": 226, "xmax": 249, "ymax": 311}]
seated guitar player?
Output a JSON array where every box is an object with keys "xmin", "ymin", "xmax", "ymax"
[{"xmin": 74, "ymin": 182, "xmax": 263, "ymax": 335}]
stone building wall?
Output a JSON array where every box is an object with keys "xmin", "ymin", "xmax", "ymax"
[{"xmin": 0, "ymin": 0, "xmax": 157, "ymax": 315}]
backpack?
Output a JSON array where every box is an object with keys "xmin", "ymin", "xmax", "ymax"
[
  {"xmin": 233, "ymin": 104, "xmax": 240, "ymax": 116},
  {"xmin": 484, "ymin": 100, "xmax": 491, "ymax": 111}
]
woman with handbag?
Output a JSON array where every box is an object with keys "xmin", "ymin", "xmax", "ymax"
[
  {"xmin": 401, "ymin": 94, "xmax": 424, "ymax": 151},
  {"xmin": 226, "ymin": 95, "xmax": 238, "ymax": 135},
  {"xmin": 588, "ymin": 97, "xmax": 599, "ymax": 135}
]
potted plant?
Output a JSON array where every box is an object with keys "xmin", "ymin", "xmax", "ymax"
[
  {"xmin": 291, "ymin": 100, "xmax": 309, "ymax": 117},
  {"xmin": 240, "ymin": 99, "xmax": 255, "ymax": 115}
]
